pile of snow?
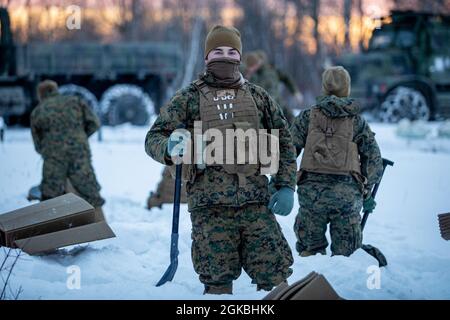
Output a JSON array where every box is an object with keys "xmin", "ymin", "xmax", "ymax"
[
  {"xmin": 99, "ymin": 84, "xmax": 154, "ymax": 118},
  {"xmin": 438, "ymin": 121, "xmax": 450, "ymax": 139},
  {"xmin": 396, "ymin": 119, "xmax": 431, "ymax": 139},
  {"xmin": 1, "ymin": 122, "xmax": 450, "ymax": 300},
  {"xmin": 390, "ymin": 119, "xmax": 450, "ymax": 153}
]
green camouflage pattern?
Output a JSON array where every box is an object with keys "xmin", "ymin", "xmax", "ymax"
[
  {"xmin": 294, "ymin": 174, "xmax": 363, "ymax": 256},
  {"xmin": 190, "ymin": 204, "xmax": 293, "ymax": 291},
  {"xmin": 30, "ymin": 92, "xmax": 104, "ymax": 207},
  {"xmin": 146, "ymin": 74, "xmax": 296, "ymax": 292},
  {"xmin": 247, "ymin": 63, "xmax": 299, "ymax": 124},
  {"xmin": 291, "ymin": 95, "xmax": 383, "ymax": 256},
  {"xmin": 145, "ymin": 79, "xmax": 297, "ymax": 212}
]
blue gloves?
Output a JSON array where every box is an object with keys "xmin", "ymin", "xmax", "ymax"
[
  {"xmin": 363, "ymin": 196, "xmax": 377, "ymax": 213},
  {"xmin": 166, "ymin": 130, "xmax": 189, "ymax": 158},
  {"xmin": 268, "ymin": 187, "xmax": 294, "ymax": 216}
]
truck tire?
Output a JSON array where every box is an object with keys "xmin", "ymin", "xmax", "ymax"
[
  {"xmin": 59, "ymin": 84, "xmax": 100, "ymax": 114},
  {"xmin": 100, "ymin": 84, "xmax": 154, "ymax": 126},
  {"xmin": 378, "ymin": 86, "xmax": 430, "ymax": 123}
]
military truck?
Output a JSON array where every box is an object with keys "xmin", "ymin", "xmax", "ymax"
[
  {"xmin": 0, "ymin": 7, "xmax": 182, "ymax": 126},
  {"xmin": 336, "ymin": 10, "xmax": 450, "ymax": 122}
]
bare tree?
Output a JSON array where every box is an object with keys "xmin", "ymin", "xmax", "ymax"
[
  {"xmin": 311, "ymin": 0, "xmax": 321, "ymax": 59},
  {"xmin": 113, "ymin": 0, "xmax": 146, "ymax": 41},
  {"xmin": 343, "ymin": 0, "xmax": 352, "ymax": 51},
  {"xmin": 235, "ymin": 0, "xmax": 273, "ymax": 54},
  {"xmin": 356, "ymin": 0, "xmax": 365, "ymax": 51}
]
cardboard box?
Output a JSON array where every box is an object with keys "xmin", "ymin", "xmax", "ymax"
[
  {"xmin": 263, "ymin": 272, "xmax": 343, "ymax": 300},
  {"xmin": 438, "ymin": 212, "xmax": 450, "ymax": 241},
  {"xmin": 0, "ymin": 193, "xmax": 115, "ymax": 255}
]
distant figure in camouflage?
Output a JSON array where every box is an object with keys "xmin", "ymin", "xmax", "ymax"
[
  {"xmin": 291, "ymin": 66, "xmax": 383, "ymax": 257},
  {"xmin": 0, "ymin": 116, "xmax": 5, "ymax": 142},
  {"xmin": 30, "ymin": 80, "xmax": 105, "ymax": 220},
  {"xmin": 147, "ymin": 166, "xmax": 187, "ymax": 210},
  {"xmin": 243, "ymin": 50, "xmax": 303, "ymax": 124},
  {"xmin": 145, "ymin": 26, "xmax": 297, "ymax": 294}
]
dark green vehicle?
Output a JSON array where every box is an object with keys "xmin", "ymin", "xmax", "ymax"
[
  {"xmin": 336, "ymin": 10, "xmax": 450, "ymax": 122},
  {"xmin": 0, "ymin": 7, "xmax": 182, "ymax": 126}
]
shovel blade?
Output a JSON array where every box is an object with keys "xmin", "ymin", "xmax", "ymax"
[
  {"xmin": 156, "ymin": 258, "xmax": 179, "ymax": 287},
  {"xmin": 362, "ymin": 244, "xmax": 388, "ymax": 267}
]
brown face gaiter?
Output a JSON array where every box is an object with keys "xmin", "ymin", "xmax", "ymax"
[{"xmin": 205, "ymin": 58, "xmax": 242, "ymax": 88}]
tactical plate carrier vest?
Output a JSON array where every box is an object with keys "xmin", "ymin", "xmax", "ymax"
[
  {"xmin": 300, "ymin": 107, "xmax": 362, "ymax": 177},
  {"xmin": 194, "ymin": 79, "xmax": 261, "ymax": 186}
]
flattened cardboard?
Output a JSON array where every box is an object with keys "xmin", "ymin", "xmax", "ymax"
[
  {"xmin": 14, "ymin": 221, "xmax": 115, "ymax": 255},
  {"xmin": 263, "ymin": 272, "xmax": 317, "ymax": 300},
  {"xmin": 0, "ymin": 193, "xmax": 115, "ymax": 254},
  {"xmin": 263, "ymin": 272, "xmax": 343, "ymax": 300},
  {"xmin": 0, "ymin": 193, "xmax": 93, "ymax": 231},
  {"xmin": 438, "ymin": 213, "xmax": 450, "ymax": 219},
  {"xmin": 278, "ymin": 272, "xmax": 319, "ymax": 300},
  {"xmin": 438, "ymin": 213, "xmax": 450, "ymax": 241},
  {"xmin": 262, "ymin": 280, "xmax": 290, "ymax": 300},
  {"xmin": 289, "ymin": 275, "xmax": 342, "ymax": 300},
  {"xmin": 0, "ymin": 193, "xmax": 95, "ymax": 247}
]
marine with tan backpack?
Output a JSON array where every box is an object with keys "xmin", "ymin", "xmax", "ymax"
[{"xmin": 290, "ymin": 66, "xmax": 384, "ymax": 258}]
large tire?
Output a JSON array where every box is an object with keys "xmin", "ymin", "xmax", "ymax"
[
  {"xmin": 100, "ymin": 84, "xmax": 154, "ymax": 126},
  {"xmin": 378, "ymin": 86, "xmax": 430, "ymax": 123},
  {"xmin": 59, "ymin": 84, "xmax": 100, "ymax": 114}
]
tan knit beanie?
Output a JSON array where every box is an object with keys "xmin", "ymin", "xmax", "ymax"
[
  {"xmin": 322, "ymin": 66, "xmax": 351, "ymax": 97},
  {"xmin": 244, "ymin": 51, "xmax": 262, "ymax": 68},
  {"xmin": 37, "ymin": 80, "xmax": 59, "ymax": 101},
  {"xmin": 204, "ymin": 25, "xmax": 242, "ymax": 58}
]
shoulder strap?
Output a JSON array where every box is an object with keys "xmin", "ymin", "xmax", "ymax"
[
  {"xmin": 246, "ymin": 83, "xmax": 272, "ymax": 129},
  {"xmin": 308, "ymin": 107, "xmax": 322, "ymax": 134},
  {"xmin": 193, "ymin": 78, "xmax": 205, "ymax": 88},
  {"xmin": 193, "ymin": 79, "xmax": 211, "ymax": 98}
]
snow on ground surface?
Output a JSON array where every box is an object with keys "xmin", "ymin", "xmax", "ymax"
[{"xmin": 0, "ymin": 122, "xmax": 450, "ymax": 300}]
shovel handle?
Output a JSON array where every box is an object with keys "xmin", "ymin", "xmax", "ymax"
[
  {"xmin": 361, "ymin": 158, "xmax": 394, "ymax": 231},
  {"xmin": 171, "ymin": 163, "xmax": 182, "ymax": 235},
  {"xmin": 371, "ymin": 158, "xmax": 394, "ymax": 200}
]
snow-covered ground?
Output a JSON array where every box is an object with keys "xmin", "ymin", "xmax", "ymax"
[{"xmin": 0, "ymin": 122, "xmax": 449, "ymax": 300}]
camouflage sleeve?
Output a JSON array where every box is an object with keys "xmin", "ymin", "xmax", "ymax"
[
  {"xmin": 81, "ymin": 99, "xmax": 100, "ymax": 137},
  {"xmin": 276, "ymin": 69, "xmax": 299, "ymax": 94},
  {"xmin": 290, "ymin": 110, "xmax": 310, "ymax": 156},
  {"xmin": 145, "ymin": 88, "xmax": 192, "ymax": 165},
  {"xmin": 354, "ymin": 116, "xmax": 384, "ymax": 195},
  {"xmin": 30, "ymin": 108, "xmax": 42, "ymax": 154},
  {"xmin": 254, "ymin": 87, "xmax": 297, "ymax": 190}
]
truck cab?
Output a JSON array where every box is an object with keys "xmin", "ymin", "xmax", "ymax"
[{"xmin": 336, "ymin": 11, "xmax": 450, "ymax": 122}]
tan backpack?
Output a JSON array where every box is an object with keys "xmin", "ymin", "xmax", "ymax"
[{"xmin": 300, "ymin": 107, "xmax": 362, "ymax": 177}]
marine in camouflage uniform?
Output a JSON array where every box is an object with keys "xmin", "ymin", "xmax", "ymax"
[
  {"xmin": 147, "ymin": 166, "xmax": 187, "ymax": 209},
  {"xmin": 30, "ymin": 80, "xmax": 105, "ymax": 218},
  {"xmin": 146, "ymin": 54, "xmax": 300, "ymax": 210},
  {"xmin": 145, "ymin": 26, "xmax": 297, "ymax": 294},
  {"xmin": 291, "ymin": 67, "xmax": 383, "ymax": 257},
  {"xmin": 243, "ymin": 51, "xmax": 302, "ymax": 124}
]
